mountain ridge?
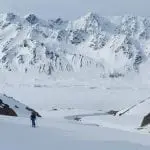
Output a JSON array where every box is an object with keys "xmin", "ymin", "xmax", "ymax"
[{"xmin": 0, "ymin": 12, "xmax": 149, "ymax": 76}]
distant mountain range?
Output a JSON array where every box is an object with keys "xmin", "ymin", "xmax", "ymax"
[{"xmin": 0, "ymin": 12, "xmax": 149, "ymax": 77}]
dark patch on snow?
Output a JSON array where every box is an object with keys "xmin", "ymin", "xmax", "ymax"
[
  {"xmin": 109, "ymin": 72, "xmax": 124, "ymax": 78},
  {"xmin": 89, "ymin": 87, "xmax": 97, "ymax": 89},
  {"xmin": 0, "ymin": 99, "xmax": 17, "ymax": 117},
  {"xmin": 5, "ymin": 13, "xmax": 17, "ymax": 22},
  {"xmin": 14, "ymin": 105, "xmax": 19, "ymax": 108},
  {"xmin": 25, "ymin": 14, "xmax": 39, "ymax": 24},
  {"xmin": 51, "ymin": 108, "xmax": 58, "ymax": 111},
  {"xmin": 107, "ymin": 110, "xmax": 119, "ymax": 116},
  {"xmin": 74, "ymin": 116, "xmax": 81, "ymax": 121},
  {"xmin": 141, "ymin": 113, "xmax": 150, "ymax": 127},
  {"xmin": 25, "ymin": 107, "xmax": 41, "ymax": 117}
]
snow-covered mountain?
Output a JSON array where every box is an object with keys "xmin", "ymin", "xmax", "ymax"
[
  {"xmin": 0, "ymin": 93, "xmax": 40, "ymax": 117},
  {"xmin": 0, "ymin": 12, "xmax": 150, "ymax": 76}
]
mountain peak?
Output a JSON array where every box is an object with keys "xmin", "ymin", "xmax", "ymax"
[
  {"xmin": 0, "ymin": 12, "xmax": 148, "ymax": 76},
  {"xmin": 71, "ymin": 12, "xmax": 101, "ymax": 32},
  {"xmin": 84, "ymin": 12, "xmax": 99, "ymax": 19},
  {"xmin": 80, "ymin": 12, "xmax": 101, "ymax": 23},
  {"xmin": 25, "ymin": 14, "xmax": 39, "ymax": 24},
  {"xmin": 0, "ymin": 12, "xmax": 18, "ymax": 22}
]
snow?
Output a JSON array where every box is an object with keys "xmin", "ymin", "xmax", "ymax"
[
  {"xmin": 0, "ymin": 109, "xmax": 150, "ymax": 150},
  {"xmin": 0, "ymin": 93, "xmax": 32, "ymax": 117},
  {"xmin": 0, "ymin": 12, "xmax": 150, "ymax": 75},
  {"xmin": 0, "ymin": 71, "xmax": 149, "ymax": 149},
  {"xmin": 1, "ymin": 12, "xmax": 150, "ymax": 150}
]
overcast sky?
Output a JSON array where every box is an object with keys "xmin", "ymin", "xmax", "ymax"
[{"xmin": 0, "ymin": 0, "xmax": 149, "ymax": 20}]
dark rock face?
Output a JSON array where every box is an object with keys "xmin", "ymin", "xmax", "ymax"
[
  {"xmin": 70, "ymin": 30, "xmax": 86, "ymax": 45},
  {"xmin": 5, "ymin": 13, "xmax": 17, "ymax": 22},
  {"xmin": 0, "ymin": 96, "xmax": 41, "ymax": 118},
  {"xmin": 141, "ymin": 113, "xmax": 150, "ymax": 127},
  {"xmin": 0, "ymin": 99, "xmax": 17, "ymax": 116},
  {"xmin": 0, "ymin": 107, "xmax": 17, "ymax": 116},
  {"xmin": 25, "ymin": 14, "xmax": 39, "ymax": 24},
  {"xmin": 55, "ymin": 18, "xmax": 63, "ymax": 25}
]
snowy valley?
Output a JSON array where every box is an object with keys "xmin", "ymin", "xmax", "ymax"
[{"xmin": 0, "ymin": 12, "xmax": 150, "ymax": 150}]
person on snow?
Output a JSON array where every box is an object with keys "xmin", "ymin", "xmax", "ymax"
[{"xmin": 30, "ymin": 111, "xmax": 36, "ymax": 128}]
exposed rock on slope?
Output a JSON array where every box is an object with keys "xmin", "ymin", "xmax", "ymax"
[
  {"xmin": 141, "ymin": 113, "xmax": 150, "ymax": 127},
  {"xmin": 0, "ymin": 99, "xmax": 17, "ymax": 116},
  {"xmin": 0, "ymin": 94, "xmax": 41, "ymax": 117},
  {"xmin": 116, "ymin": 97, "xmax": 150, "ymax": 127}
]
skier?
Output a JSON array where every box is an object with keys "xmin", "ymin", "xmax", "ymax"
[{"xmin": 30, "ymin": 111, "xmax": 36, "ymax": 128}]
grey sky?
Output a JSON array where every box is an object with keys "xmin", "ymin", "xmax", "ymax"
[{"xmin": 0, "ymin": 0, "xmax": 149, "ymax": 20}]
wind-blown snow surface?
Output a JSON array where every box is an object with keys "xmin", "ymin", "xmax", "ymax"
[{"xmin": 0, "ymin": 12, "xmax": 150, "ymax": 76}]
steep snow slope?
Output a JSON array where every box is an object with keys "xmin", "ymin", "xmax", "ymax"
[
  {"xmin": 117, "ymin": 97, "xmax": 150, "ymax": 117},
  {"xmin": 0, "ymin": 12, "xmax": 149, "ymax": 76},
  {"xmin": 0, "ymin": 93, "xmax": 40, "ymax": 117}
]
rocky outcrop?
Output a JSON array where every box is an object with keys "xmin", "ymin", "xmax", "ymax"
[
  {"xmin": 0, "ymin": 94, "xmax": 41, "ymax": 117},
  {"xmin": 0, "ymin": 99, "xmax": 17, "ymax": 116},
  {"xmin": 141, "ymin": 113, "xmax": 150, "ymax": 127}
]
